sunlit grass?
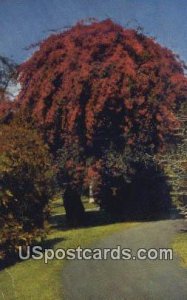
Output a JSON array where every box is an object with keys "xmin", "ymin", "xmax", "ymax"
[
  {"xmin": 172, "ymin": 232, "xmax": 187, "ymax": 268},
  {"xmin": 51, "ymin": 196, "xmax": 98, "ymax": 216}
]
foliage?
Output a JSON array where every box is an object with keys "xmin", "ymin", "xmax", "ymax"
[
  {"xmin": 158, "ymin": 102, "xmax": 187, "ymax": 210},
  {"xmin": 16, "ymin": 19, "xmax": 187, "ymax": 193},
  {"xmin": 0, "ymin": 115, "xmax": 55, "ymax": 261},
  {"xmin": 158, "ymin": 102, "xmax": 187, "ymax": 214},
  {"xmin": 18, "ymin": 19, "xmax": 187, "ymax": 154},
  {"xmin": 97, "ymin": 157, "xmax": 171, "ymax": 219}
]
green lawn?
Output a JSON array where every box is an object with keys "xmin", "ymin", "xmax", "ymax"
[
  {"xmin": 172, "ymin": 232, "xmax": 187, "ymax": 268},
  {"xmin": 0, "ymin": 199, "xmax": 137, "ymax": 300},
  {"xmin": 52, "ymin": 196, "xmax": 97, "ymax": 216}
]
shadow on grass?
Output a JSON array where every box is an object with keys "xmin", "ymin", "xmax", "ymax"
[
  {"xmin": 0, "ymin": 236, "xmax": 65, "ymax": 271},
  {"xmin": 49, "ymin": 208, "xmax": 176, "ymax": 231},
  {"xmin": 38, "ymin": 237, "xmax": 66, "ymax": 249}
]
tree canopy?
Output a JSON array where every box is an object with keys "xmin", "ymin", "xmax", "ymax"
[
  {"xmin": 16, "ymin": 19, "xmax": 187, "ymax": 194},
  {"xmin": 18, "ymin": 19, "xmax": 187, "ymax": 155}
]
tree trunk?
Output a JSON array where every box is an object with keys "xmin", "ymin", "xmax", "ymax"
[{"xmin": 63, "ymin": 186, "xmax": 85, "ymax": 227}]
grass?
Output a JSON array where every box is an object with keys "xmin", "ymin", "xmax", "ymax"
[
  {"xmin": 172, "ymin": 231, "xmax": 187, "ymax": 268},
  {"xmin": 52, "ymin": 196, "xmax": 97, "ymax": 216},
  {"xmin": 0, "ymin": 198, "xmax": 137, "ymax": 300}
]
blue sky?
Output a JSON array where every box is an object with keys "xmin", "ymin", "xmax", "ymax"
[{"xmin": 0, "ymin": 0, "xmax": 187, "ymax": 64}]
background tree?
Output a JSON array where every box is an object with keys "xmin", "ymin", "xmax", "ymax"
[
  {"xmin": 0, "ymin": 55, "xmax": 17, "ymax": 100},
  {"xmin": 159, "ymin": 101, "xmax": 187, "ymax": 217},
  {"xmin": 0, "ymin": 55, "xmax": 18, "ymax": 123}
]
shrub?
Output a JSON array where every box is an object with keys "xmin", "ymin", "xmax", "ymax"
[{"xmin": 0, "ymin": 116, "xmax": 55, "ymax": 262}]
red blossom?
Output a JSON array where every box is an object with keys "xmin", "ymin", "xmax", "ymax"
[{"xmin": 14, "ymin": 19, "xmax": 187, "ymax": 155}]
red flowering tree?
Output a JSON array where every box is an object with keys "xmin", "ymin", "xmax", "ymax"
[{"xmin": 16, "ymin": 19, "xmax": 187, "ymax": 218}]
